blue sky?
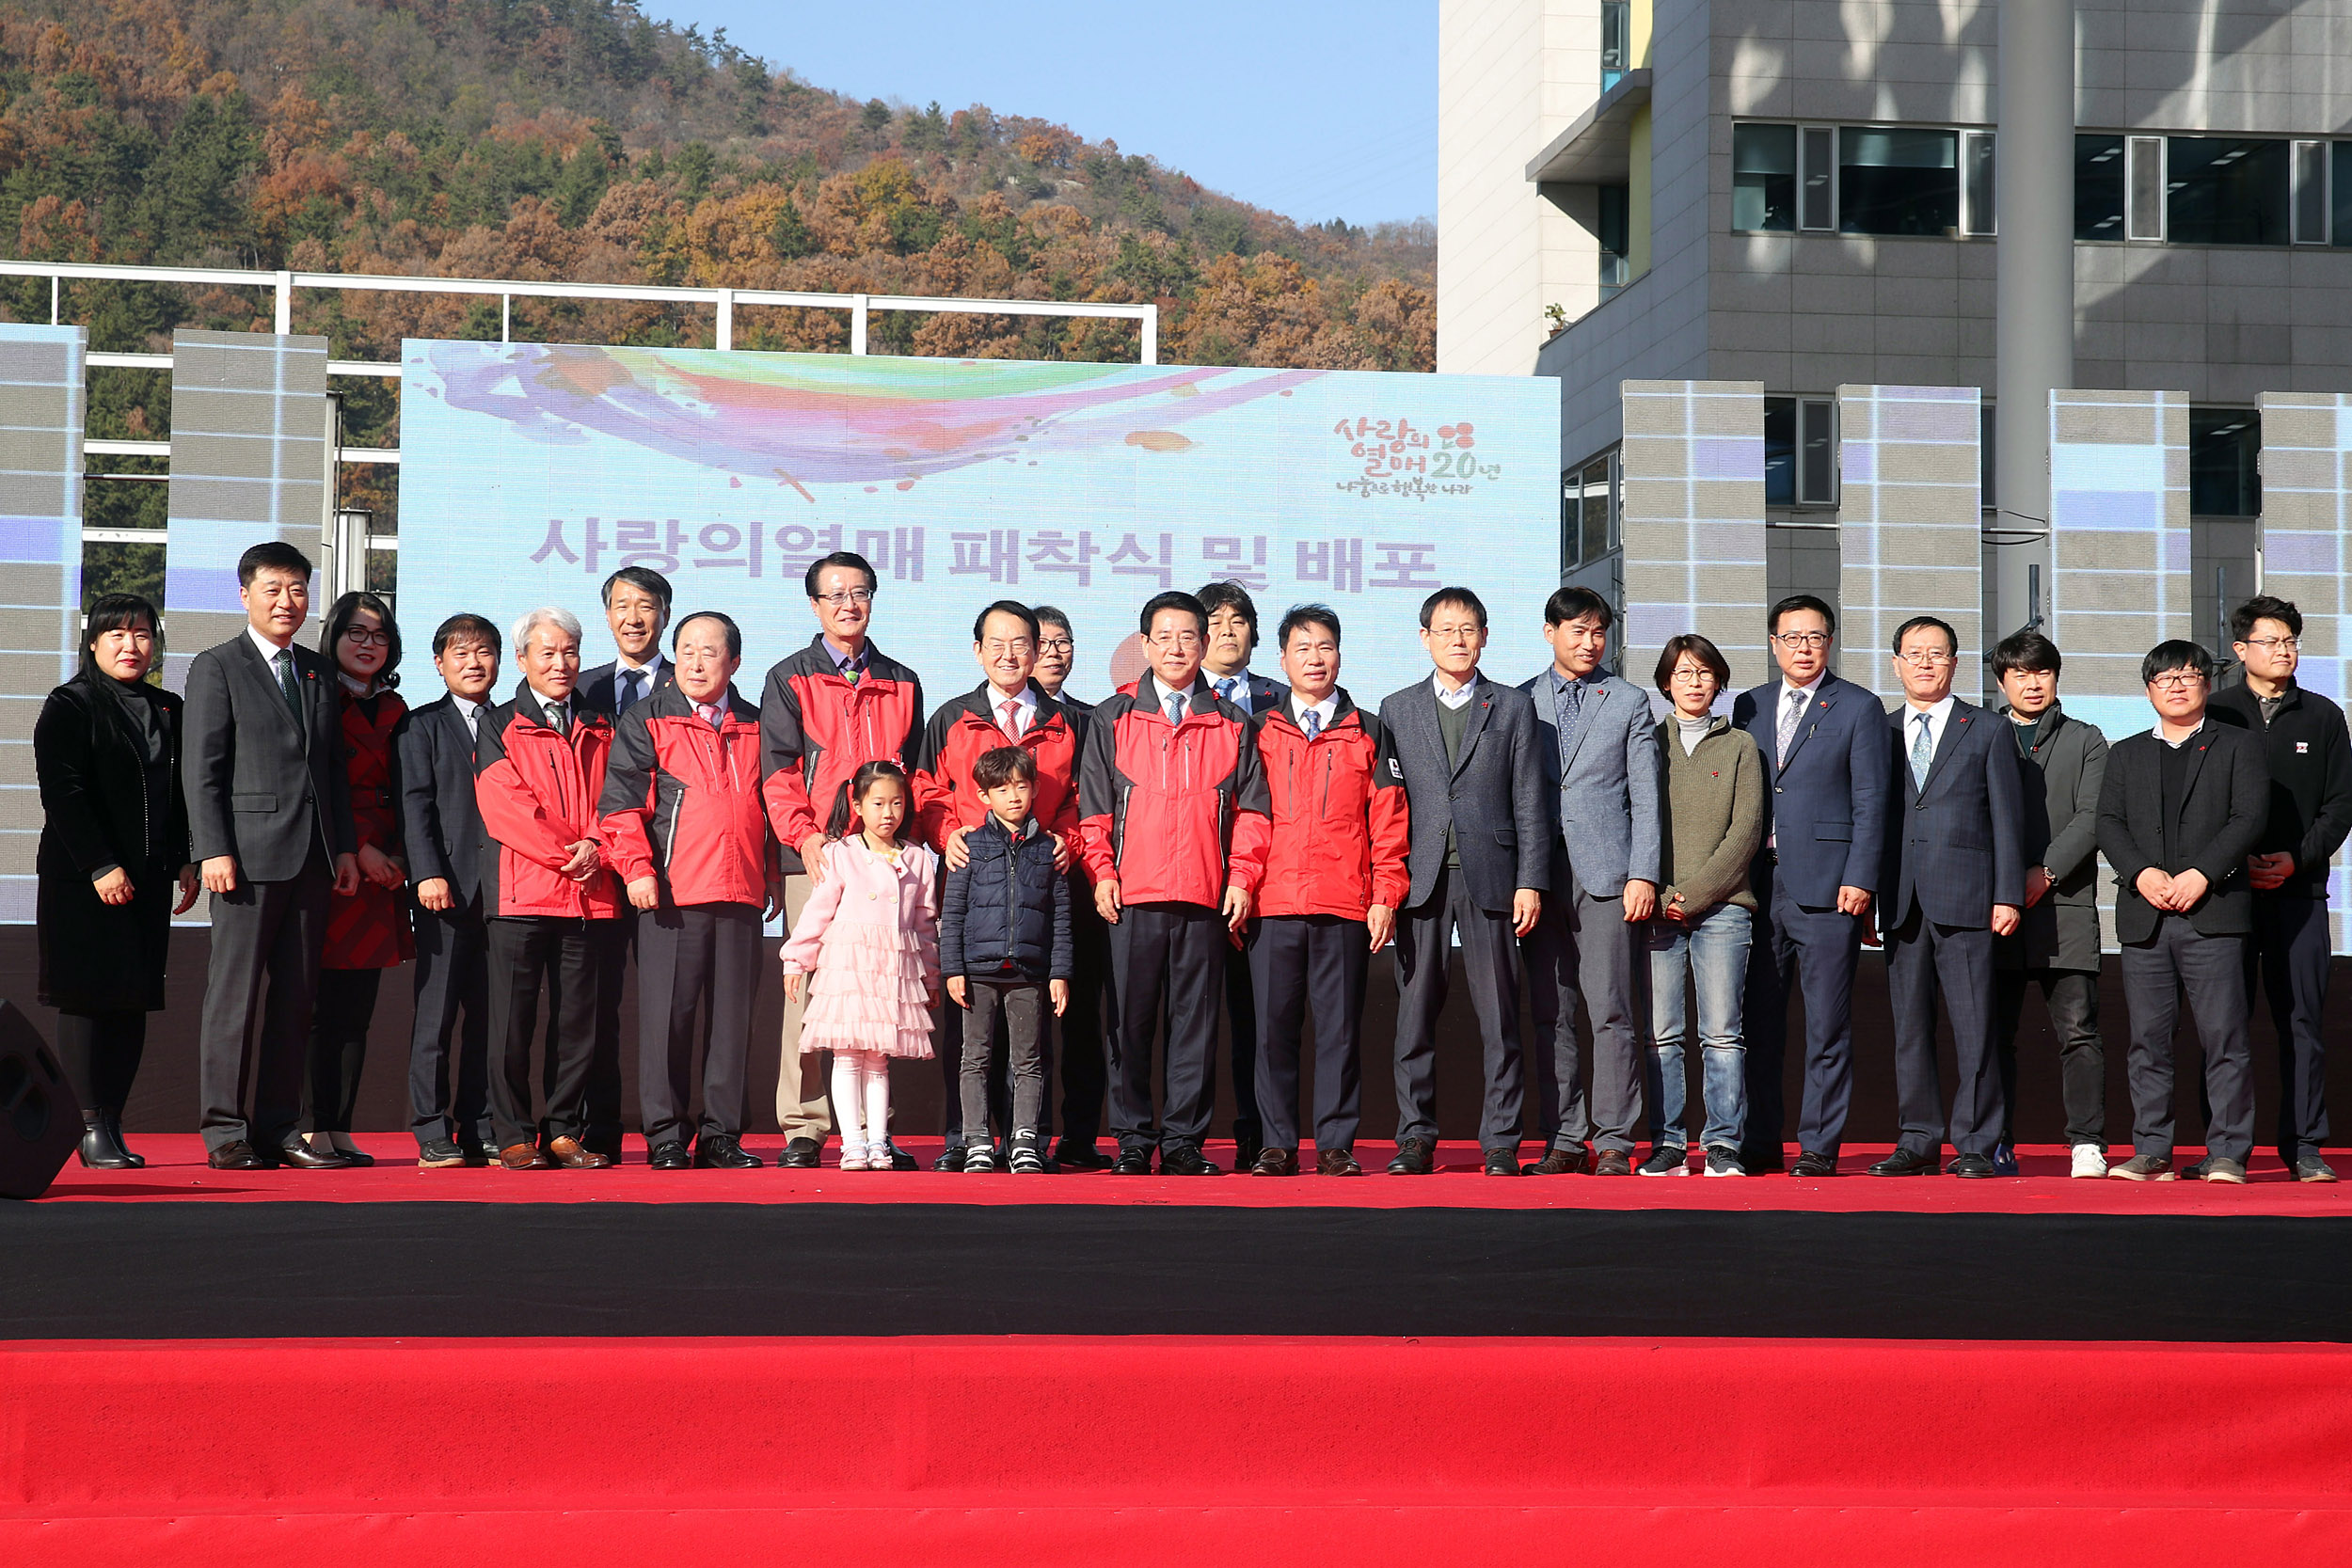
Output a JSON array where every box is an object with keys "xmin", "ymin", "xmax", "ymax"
[{"xmin": 644, "ymin": 1, "xmax": 1438, "ymax": 228}]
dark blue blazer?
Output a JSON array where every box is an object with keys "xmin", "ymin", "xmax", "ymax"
[
  {"xmin": 1731, "ymin": 671, "xmax": 1892, "ymax": 911},
  {"xmin": 1878, "ymin": 698, "xmax": 2026, "ymax": 930},
  {"xmin": 394, "ymin": 695, "xmax": 485, "ymax": 903}
]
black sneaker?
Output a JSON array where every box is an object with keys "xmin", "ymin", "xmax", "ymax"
[
  {"xmin": 964, "ymin": 1142, "xmax": 999, "ymax": 1173},
  {"xmin": 1009, "ymin": 1134, "xmax": 1046, "ymax": 1175},
  {"xmin": 1702, "ymin": 1146, "xmax": 1746, "ymax": 1177},
  {"xmin": 1637, "ymin": 1145, "xmax": 1690, "ymax": 1177},
  {"xmin": 2294, "ymin": 1154, "xmax": 2340, "ymax": 1183}
]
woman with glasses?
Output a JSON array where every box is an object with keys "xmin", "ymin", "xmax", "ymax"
[
  {"xmin": 34, "ymin": 594, "xmax": 199, "ymax": 1168},
  {"xmin": 305, "ymin": 591, "xmax": 414, "ymax": 1164}
]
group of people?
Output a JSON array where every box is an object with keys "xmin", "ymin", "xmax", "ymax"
[{"xmin": 33, "ymin": 536, "xmax": 2345, "ymax": 1185}]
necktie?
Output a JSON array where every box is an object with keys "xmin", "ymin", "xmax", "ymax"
[
  {"xmin": 1555, "ymin": 679, "xmax": 1583, "ymax": 773},
  {"xmin": 696, "ymin": 702, "xmax": 722, "ymax": 730},
  {"xmin": 274, "ymin": 649, "xmax": 301, "ymax": 724},
  {"xmin": 1216, "ymin": 676, "xmax": 1242, "ymax": 707},
  {"xmin": 618, "ymin": 668, "xmax": 644, "ymax": 715},
  {"xmin": 1911, "ymin": 711, "xmax": 1934, "ymax": 791},
  {"xmin": 841, "ymin": 657, "xmax": 863, "ymax": 688},
  {"xmin": 1165, "ymin": 690, "xmax": 1186, "ymax": 728},
  {"xmin": 547, "ymin": 699, "xmax": 569, "ymax": 736},
  {"xmin": 999, "ymin": 697, "xmax": 1023, "ymax": 740},
  {"xmin": 1777, "ymin": 687, "xmax": 1806, "ymax": 766},
  {"xmin": 1302, "ymin": 708, "xmax": 1323, "ymax": 738}
]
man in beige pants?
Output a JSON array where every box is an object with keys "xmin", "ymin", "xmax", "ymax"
[{"xmin": 759, "ymin": 549, "xmax": 930, "ymax": 1169}]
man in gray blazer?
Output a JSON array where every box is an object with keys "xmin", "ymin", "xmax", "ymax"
[
  {"xmin": 1867, "ymin": 616, "xmax": 2024, "ymax": 1180},
  {"xmin": 183, "ymin": 541, "xmax": 358, "ymax": 1170},
  {"xmin": 1378, "ymin": 587, "xmax": 1550, "ymax": 1176},
  {"xmin": 1988, "ymin": 631, "xmax": 2111, "ymax": 1180},
  {"xmin": 1519, "ymin": 587, "xmax": 1662, "ymax": 1176}
]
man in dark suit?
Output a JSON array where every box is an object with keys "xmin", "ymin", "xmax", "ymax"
[
  {"xmin": 1378, "ymin": 586, "xmax": 1549, "ymax": 1177},
  {"xmin": 1032, "ymin": 604, "xmax": 1115, "ymax": 1169},
  {"xmin": 183, "ymin": 541, "xmax": 358, "ymax": 1171},
  {"xmin": 2209, "ymin": 595, "xmax": 2352, "ymax": 1184},
  {"xmin": 574, "ymin": 565, "xmax": 674, "ymax": 1161},
  {"xmin": 2096, "ymin": 640, "xmax": 2268, "ymax": 1184},
  {"xmin": 1732, "ymin": 594, "xmax": 1891, "ymax": 1177},
  {"xmin": 1989, "ymin": 631, "xmax": 2112, "ymax": 1180},
  {"xmin": 1197, "ymin": 579, "xmax": 1287, "ymax": 1169},
  {"xmin": 397, "ymin": 612, "xmax": 502, "ymax": 1167},
  {"xmin": 1867, "ymin": 616, "xmax": 2025, "ymax": 1180}
]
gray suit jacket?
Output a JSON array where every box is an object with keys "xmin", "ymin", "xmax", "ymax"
[
  {"xmin": 1995, "ymin": 704, "xmax": 2108, "ymax": 971},
  {"xmin": 1377, "ymin": 673, "xmax": 1550, "ymax": 912},
  {"xmin": 395, "ymin": 695, "xmax": 485, "ymax": 904},
  {"xmin": 183, "ymin": 632, "xmax": 354, "ymax": 883},
  {"xmin": 1521, "ymin": 669, "xmax": 1663, "ymax": 899}
]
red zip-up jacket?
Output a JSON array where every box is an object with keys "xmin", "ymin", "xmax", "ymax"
[
  {"xmin": 912, "ymin": 682, "xmax": 1084, "ymax": 863},
  {"xmin": 1077, "ymin": 676, "xmax": 1269, "ymax": 906},
  {"xmin": 1253, "ymin": 692, "xmax": 1411, "ymax": 920},
  {"xmin": 598, "ymin": 682, "xmax": 772, "ymax": 909},
  {"xmin": 474, "ymin": 688, "xmax": 620, "ymax": 919},
  {"xmin": 759, "ymin": 634, "xmax": 925, "ymax": 872}
]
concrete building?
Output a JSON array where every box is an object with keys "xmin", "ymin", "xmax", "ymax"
[{"xmin": 1438, "ymin": 0, "xmax": 2352, "ymax": 652}]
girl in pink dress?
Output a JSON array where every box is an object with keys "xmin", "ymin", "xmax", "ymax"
[{"xmin": 780, "ymin": 761, "xmax": 941, "ymax": 1171}]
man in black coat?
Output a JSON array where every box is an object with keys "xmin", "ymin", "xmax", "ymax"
[
  {"xmin": 2209, "ymin": 595, "xmax": 2352, "ymax": 1183},
  {"xmin": 397, "ymin": 613, "xmax": 503, "ymax": 1166},
  {"xmin": 2095, "ymin": 641, "xmax": 2268, "ymax": 1184},
  {"xmin": 183, "ymin": 541, "xmax": 358, "ymax": 1171}
]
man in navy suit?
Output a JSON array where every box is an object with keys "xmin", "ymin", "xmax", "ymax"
[
  {"xmin": 1867, "ymin": 616, "xmax": 2025, "ymax": 1179},
  {"xmin": 1732, "ymin": 594, "xmax": 1891, "ymax": 1176},
  {"xmin": 1198, "ymin": 579, "xmax": 1288, "ymax": 1169}
]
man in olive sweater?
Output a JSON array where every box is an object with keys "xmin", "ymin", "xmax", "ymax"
[{"xmin": 2209, "ymin": 596, "xmax": 2351, "ymax": 1183}]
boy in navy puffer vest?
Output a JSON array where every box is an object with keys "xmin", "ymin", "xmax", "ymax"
[{"xmin": 941, "ymin": 746, "xmax": 1073, "ymax": 1172}]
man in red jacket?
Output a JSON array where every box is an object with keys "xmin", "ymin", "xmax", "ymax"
[
  {"xmin": 602, "ymin": 610, "xmax": 775, "ymax": 1172},
  {"xmin": 914, "ymin": 599, "xmax": 1081, "ymax": 1168},
  {"xmin": 474, "ymin": 607, "xmax": 620, "ymax": 1170},
  {"xmin": 759, "ymin": 550, "xmax": 928, "ymax": 1169},
  {"xmin": 1078, "ymin": 590, "xmax": 1270, "ymax": 1175},
  {"xmin": 1247, "ymin": 605, "xmax": 1409, "ymax": 1176}
]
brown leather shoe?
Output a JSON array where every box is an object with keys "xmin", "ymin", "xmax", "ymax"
[
  {"xmin": 1592, "ymin": 1148, "xmax": 1633, "ymax": 1177},
  {"xmin": 1521, "ymin": 1144, "xmax": 1591, "ymax": 1176},
  {"xmin": 1250, "ymin": 1147, "xmax": 1298, "ymax": 1176},
  {"xmin": 548, "ymin": 1136, "xmax": 611, "ymax": 1169},
  {"xmin": 1315, "ymin": 1148, "xmax": 1363, "ymax": 1177},
  {"xmin": 499, "ymin": 1143, "xmax": 550, "ymax": 1170}
]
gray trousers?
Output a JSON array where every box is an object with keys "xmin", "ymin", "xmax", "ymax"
[
  {"xmin": 961, "ymin": 978, "xmax": 1049, "ymax": 1141},
  {"xmin": 1393, "ymin": 863, "xmax": 1525, "ymax": 1151},
  {"xmin": 199, "ymin": 852, "xmax": 331, "ymax": 1153},
  {"xmin": 1993, "ymin": 967, "xmax": 2106, "ymax": 1148},
  {"xmin": 1525, "ymin": 885, "xmax": 1642, "ymax": 1152},
  {"xmin": 1884, "ymin": 905, "xmax": 2003, "ymax": 1158},
  {"xmin": 2120, "ymin": 916, "xmax": 2254, "ymax": 1164}
]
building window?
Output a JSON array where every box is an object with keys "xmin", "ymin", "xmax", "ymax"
[
  {"xmin": 1765, "ymin": 398, "xmax": 1837, "ymax": 507},
  {"xmin": 1963, "ymin": 130, "xmax": 1996, "ymax": 235},
  {"xmin": 1600, "ymin": 0, "xmax": 1629, "ymax": 90},
  {"xmin": 1838, "ymin": 127, "xmax": 1959, "ymax": 236},
  {"xmin": 1800, "ymin": 126, "xmax": 1836, "ymax": 230},
  {"xmin": 2127, "ymin": 135, "xmax": 2166, "ymax": 241},
  {"xmin": 2076, "ymin": 135, "xmax": 2125, "ymax": 239},
  {"xmin": 2293, "ymin": 141, "xmax": 2329, "ymax": 245},
  {"xmin": 2337, "ymin": 143, "xmax": 2352, "ymax": 245},
  {"xmin": 1562, "ymin": 451, "xmax": 1620, "ymax": 571},
  {"xmin": 2168, "ymin": 137, "xmax": 2290, "ymax": 245},
  {"xmin": 2189, "ymin": 408, "xmax": 2261, "ymax": 517},
  {"xmin": 1598, "ymin": 184, "xmax": 1630, "ymax": 289},
  {"xmin": 1732, "ymin": 123, "xmax": 1795, "ymax": 231}
]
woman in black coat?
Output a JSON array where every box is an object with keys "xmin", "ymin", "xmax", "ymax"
[{"xmin": 35, "ymin": 594, "xmax": 199, "ymax": 1168}]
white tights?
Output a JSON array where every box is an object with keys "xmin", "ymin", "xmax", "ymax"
[{"xmin": 829, "ymin": 1049, "xmax": 892, "ymax": 1149}]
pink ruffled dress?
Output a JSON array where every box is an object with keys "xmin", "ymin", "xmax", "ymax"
[{"xmin": 779, "ymin": 835, "xmax": 941, "ymax": 1059}]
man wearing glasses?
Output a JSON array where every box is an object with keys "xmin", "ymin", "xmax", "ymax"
[
  {"xmin": 2207, "ymin": 597, "xmax": 2350, "ymax": 1183},
  {"xmin": 759, "ymin": 550, "xmax": 928, "ymax": 1170},
  {"xmin": 1867, "ymin": 616, "xmax": 2024, "ymax": 1179},
  {"xmin": 1731, "ymin": 594, "xmax": 1890, "ymax": 1176},
  {"xmin": 2095, "ymin": 641, "xmax": 2267, "ymax": 1183}
]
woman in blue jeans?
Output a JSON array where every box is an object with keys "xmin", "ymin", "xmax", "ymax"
[{"xmin": 1642, "ymin": 635, "xmax": 1765, "ymax": 1176}]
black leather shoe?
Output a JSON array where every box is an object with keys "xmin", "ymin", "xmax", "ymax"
[
  {"xmin": 1316, "ymin": 1148, "xmax": 1363, "ymax": 1177},
  {"xmin": 207, "ymin": 1140, "xmax": 266, "ymax": 1171},
  {"xmin": 332, "ymin": 1143, "xmax": 377, "ymax": 1167},
  {"xmin": 1868, "ymin": 1147, "xmax": 1939, "ymax": 1177},
  {"xmin": 78, "ymin": 1117, "xmax": 136, "ymax": 1171},
  {"xmin": 1522, "ymin": 1144, "xmax": 1591, "ymax": 1176},
  {"xmin": 883, "ymin": 1138, "xmax": 918, "ymax": 1171},
  {"xmin": 1483, "ymin": 1147, "xmax": 1524, "ymax": 1176},
  {"xmin": 1053, "ymin": 1139, "xmax": 1109, "ymax": 1170},
  {"xmin": 1947, "ymin": 1152, "xmax": 1996, "ymax": 1178},
  {"xmin": 776, "ymin": 1137, "xmax": 823, "ymax": 1170},
  {"xmin": 417, "ymin": 1137, "xmax": 469, "ymax": 1169},
  {"xmin": 694, "ymin": 1133, "xmax": 762, "ymax": 1169},
  {"xmin": 1110, "ymin": 1148, "xmax": 1153, "ymax": 1175},
  {"xmin": 1160, "ymin": 1144, "xmax": 1221, "ymax": 1175},
  {"xmin": 1789, "ymin": 1149, "xmax": 1839, "ymax": 1178},
  {"xmin": 1387, "ymin": 1136, "xmax": 1437, "ymax": 1175},
  {"xmin": 647, "ymin": 1140, "xmax": 691, "ymax": 1170},
  {"xmin": 1233, "ymin": 1131, "xmax": 1263, "ymax": 1171},
  {"xmin": 1250, "ymin": 1147, "xmax": 1298, "ymax": 1176},
  {"xmin": 1741, "ymin": 1147, "xmax": 1787, "ymax": 1175},
  {"xmin": 933, "ymin": 1145, "xmax": 969, "ymax": 1172},
  {"xmin": 272, "ymin": 1141, "xmax": 353, "ymax": 1170}
]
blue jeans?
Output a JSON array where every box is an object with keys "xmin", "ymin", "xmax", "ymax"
[{"xmin": 1644, "ymin": 903, "xmax": 1751, "ymax": 1151}]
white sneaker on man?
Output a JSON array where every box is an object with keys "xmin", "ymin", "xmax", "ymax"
[{"xmin": 2070, "ymin": 1144, "xmax": 2108, "ymax": 1180}]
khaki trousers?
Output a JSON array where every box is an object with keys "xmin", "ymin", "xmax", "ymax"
[{"xmin": 774, "ymin": 873, "xmax": 834, "ymax": 1140}]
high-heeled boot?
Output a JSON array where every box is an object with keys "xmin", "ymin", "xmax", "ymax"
[
  {"xmin": 102, "ymin": 1111, "xmax": 145, "ymax": 1168},
  {"xmin": 77, "ymin": 1113, "xmax": 137, "ymax": 1170}
]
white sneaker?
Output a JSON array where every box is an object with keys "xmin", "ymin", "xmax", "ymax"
[
  {"xmin": 2070, "ymin": 1144, "xmax": 2108, "ymax": 1180},
  {"xmin": 836, "ymin": 1139, "xmax": 870, "ymax": 1172}
]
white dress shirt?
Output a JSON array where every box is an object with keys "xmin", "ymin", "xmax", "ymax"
[
  {"xmin": 450, "ymin": 693, "xmax": 484, "ymax": 741},
  {"xmin": 1901, "ymin": 693, "xmax": 1958, "ymax": 769},
  {"xmin": 986, "ymin": 683, "xmax": 1038, "ymax": 737},
  {"xmin": 1292, "ymin": 691, "xmax": 1341, "ymax": 733},
  {"xmin": 1432, "ymin": 671, "xmax": 1478, "ymax": 710}
]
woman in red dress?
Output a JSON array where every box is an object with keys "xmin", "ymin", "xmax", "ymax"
[{"xmin": 306, "ymin": 591, "xmax": 414, "ymax": 1164}]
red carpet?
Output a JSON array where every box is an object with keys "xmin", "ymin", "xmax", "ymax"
[
  {"xmin": 38, "ymin": 1133, "xmax": 2352, "ymax": 1215},
  {"xmin": 5, "ymin": 1336, "xmax": 2349, "ymax": 1562}
]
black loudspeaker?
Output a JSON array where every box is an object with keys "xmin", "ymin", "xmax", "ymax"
[{"xmin": 0, "ymin": 1001, "xmax": 82, "ymax": 1200}]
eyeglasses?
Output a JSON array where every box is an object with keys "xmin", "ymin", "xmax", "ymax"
[
  {"xmin": 1773, "ymin": 632, "xmax": 1831, "ymax": 651},
  {"xmin": 813, "ymin": 588, "xmax": 875, "ymax": 608},
  {"xmin": 1669, "ymin": 666, "xmax": 1718, "ymax": 685},
  {"xmin": 1147, "ymin": 630, "xmax": 1202, "ymax": 650},
  {"xmin": 1425, "ymin": 626, "xmax": 1483, "ymax": 644},
  {"xmin": 1894, "ymin": 649, "xmax": 1955, "ymax": 667},
  {"xmin": 1037, "ymin": 638, "xmax": 1073, "ymax": 657},
  {"xmin": 341, "ymin": 626, "xmax": 391, "ymax": 647},
  {"xmin": 2149, "ymin": 672, "xmax": 2207, "ymax": 690},
  {"xmin": 2242, "ymin": 636, "xmax": 2300, "ymax": 652},
  {"xmin": 980, "ymin": 639, "xmax": 1033, "ymax": 657}
]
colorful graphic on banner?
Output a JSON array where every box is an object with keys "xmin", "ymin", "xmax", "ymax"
[{"xmin": 399, "ymin": 343, "xmax": 1560, "ymax": 705}]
